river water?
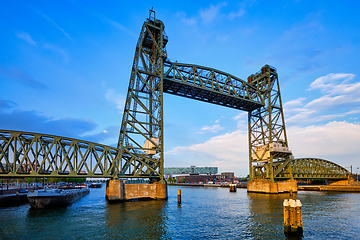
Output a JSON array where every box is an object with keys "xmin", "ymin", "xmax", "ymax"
[{"xmin": 1, "ymin": 186, "xmax": 359, "ymax": 239}]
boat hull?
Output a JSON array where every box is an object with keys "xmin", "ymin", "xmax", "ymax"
[
  {"xmin": 89, "ymin": 183, "xmax": 102, "ymax": 188},
  {"xmin": 27, "ymin": 188, "xmax": 90, "ymax": 209}
]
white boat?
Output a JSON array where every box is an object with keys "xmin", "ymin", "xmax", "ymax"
[{"xmin": 27, "ymin": 186, "xmax": 90, "ymax": 209}]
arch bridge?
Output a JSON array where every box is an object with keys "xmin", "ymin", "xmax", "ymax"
[
  {"xmin": 0, "ymin": 10, "xmax": 350, "ymax": 185},
  {"xmin": 274, "ymin": 158, "xmax": 349, "ymax": 180}
]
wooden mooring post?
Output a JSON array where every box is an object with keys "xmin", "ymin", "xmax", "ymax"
[
  {"xmin": 283, "ymin": 199, "xmax": 303, "ymax": 234},
  {"xmin": 229, "ymin": 184, "xmax": 237, "ymax": 192},
  {"xmin": 177, "ymin": 189, "xmax": 181, "ymax": 204}
]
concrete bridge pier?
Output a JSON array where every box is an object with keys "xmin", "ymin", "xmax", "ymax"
[
  {"xmin": 247, "ymin": 179, "xmax": 297, "ymax": 194},
  {"xmin": 105, "ymin": 179, "xmax": 168, "ymax": 201}
]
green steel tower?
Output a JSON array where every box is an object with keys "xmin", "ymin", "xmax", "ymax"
[
  {"xmin": 117, "ymin": 10, "xmax": 167, "ymax": 183},
  {"xmin": 248, "ymin": 65, "xmax": 293, "ymax": 181}
]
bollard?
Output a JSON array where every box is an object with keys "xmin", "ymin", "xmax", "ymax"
[
  {"xmin": 283, "ymin": 199, "xmax": 291, "ymax": 232},
  {"xmin": 289, "ymin": 199, "xmax": 297, "ymax": 232},
  {"xmin": 284, "ymin": 199, "xmax": 303, "ymax": 234},
  {"xmin": 296, "ymin": 200, "xmax": 303, "ymax": 233},
  {"xmin": 230, "ymin": 184, "xmax": 237, "ymax": 192},
  {"xmin": 177, "ymin": 189, "xmax": 181, "ymax": 204}
]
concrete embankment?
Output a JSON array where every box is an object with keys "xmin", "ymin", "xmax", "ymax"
[
  {"xmin": 298, "ymin": 185, "xmax": 360, "ymax": 192},
  {"xmin": 169, "ymin": 183, "xmax": 360, "ymax": 192},
  {"xmin": 168, "ymin": 183, "xmax": 247, "ymax": 188}
]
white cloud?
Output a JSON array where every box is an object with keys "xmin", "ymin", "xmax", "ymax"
[
  {"xmin": 197, "ymin": 124, "xmax": 225, "ymax": 134},
  {"xmin": 42, "ymin": 14, "xmax": 72, "ymax": 41},
  {"xmin": 166, "ymin": 129, "xmax": 248, "ymax": 169},
  {"xmin": 42, "ymin": 43, "xmax": 69, "ymax": 63},
  {"xmin": 200, "ymin": 2, "xmax": 227, "ymax": 24},
  {"xmin": 98, "ymin": 15, "xmax": 136, "ymax": 37},
  {"xmin": 309, "ymin": 73, "xmax": 355, "ymax": 92},
  {"xmin": 233, "ymin": 112, "xmax": 248, "ymax": 129},
  {"xmin": 16, "ymin": 31, "xmax": 36, "ymax": 45},
  {"xmin": 227, "ymin": 8, "xmax": 245, "ymax": 20},
  {"xmin": 284, "ymin": 97, "xmax": 306, "ymax": 112},
  {"xmin": 177, "ymin": 12, "xmax": 197, "ymax": 26},
  {"xmin": 68, "ymin": 1, "xmax": 136, "ymax": 37},
  {"xmin": 166, "ymin": 120, "xmax": 360, "ymax": 176},
  {"xmin": 105, "ymin": 89, "xmax": 125, "ymax": 111},
  {"xmin": 16, "ymin": 30, "xmax": 69, "ymax": 63},
  {"xmin": 285, "ymin": 73, "xmax": 360, "ymax": 125},
  {"xmin": 288, "ymin": 121, "xmax": 360, "ymax": 165}
]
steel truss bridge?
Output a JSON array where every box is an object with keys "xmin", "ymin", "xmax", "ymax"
[
  {"xmin": 0, "ymin": 10, "xmax": 349, "ymax": 181},
  {"xmin": 164, "ymin": 167, "xmax": 218, "ymax": 175}
]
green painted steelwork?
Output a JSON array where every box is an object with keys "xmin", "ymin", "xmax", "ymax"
[
  {"xmin": 163, "ymin": 62, "xmax": 263, "ymax": 112},
  {"xmin": 0, "ymin": 130, "xmax": 120, "ymax": 178},
  {"xmin": 247, "ymin": 65, "xmax": 293, "ymax": 181},
  {"xmin": 276, "ymin": 158, "xmax": 349, "ymax": 179},
  {"xmin": 117, "ymin": 11, "xmax": 167, "ymax": 182},
  {"xmin": 0, "ymin": 12, "xmax": 351, "ymax": 181},
  {"xmin": 117, "ymin": 12, "xmax": 264, "ymax": 182},
  {"xmin": 164, "ymin": 167, "xmax": 218, "ymax": 175}
]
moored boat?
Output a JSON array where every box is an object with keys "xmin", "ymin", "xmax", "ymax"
[
  {"xmin": 27, "ymin": 186, "xmax": 90, "ymax": 209},
  {"xmin": 88, "ymin": 183, "xmax": 102, "ymax": 188}
]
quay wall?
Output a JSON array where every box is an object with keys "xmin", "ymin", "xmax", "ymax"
[{"xmin": 298, "ymin": 185, "xmax": 360, "ymax": 192}]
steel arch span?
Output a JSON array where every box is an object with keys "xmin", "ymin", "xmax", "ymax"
[{"xmin": 275, "ymin": 158, "xmax": 349, "ymax": 180}]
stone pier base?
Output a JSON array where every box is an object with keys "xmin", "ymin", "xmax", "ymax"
[
  {"xmin": 247, "ymin": 179, "xmax": 297, "ymax": 194},
  {"xmin": 105, "ymin": 180, "xmax": 168, "ymax": 201}
]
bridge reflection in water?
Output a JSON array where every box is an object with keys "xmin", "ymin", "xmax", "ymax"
[{"xmin": 105, "ymin": 200, "xmax": 168, "ymax": 239}]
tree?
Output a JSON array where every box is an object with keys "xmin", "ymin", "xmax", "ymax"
[{"xmin": 167, "ymin": 177, "xmax": 175, "ymax": 183}]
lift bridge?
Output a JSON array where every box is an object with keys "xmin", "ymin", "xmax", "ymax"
[{"xmin": 0, "ymin": 10, "xmax": 349, "ymax": 182}]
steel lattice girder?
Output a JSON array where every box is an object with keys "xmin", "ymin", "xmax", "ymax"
[
  {"xmin": 163, "ymin": 62, "xmax": 264, "ymax": 112},
  {"xmin": 0, "ymin": 130, "xmax": 120, "ymax": 178},
  {"xmin": 288, "ymin": 158, "xmax": 349, "ymax": 179},
  {"xmin": 248, "ymin": 65, "xmax": 292, "ymax": 181},
  {"xmin": 253, "ymin": 158, "xmax": 349, "ymax": 180},
  {"xmin": 117, "ymin": 14, "xmax": 167, "ymax": 181},
  {"xmin": 164, "ymin": 167, "xmax": 218, "ymax": 175}
]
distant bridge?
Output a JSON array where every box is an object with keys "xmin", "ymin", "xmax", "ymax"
[
  {"xmin": 274, "ymin": 158, "xmax": 349, "ymax": 180},
  {"xmin": 164, "ymin": 166, "xmax": 218, "ymax": 175}
]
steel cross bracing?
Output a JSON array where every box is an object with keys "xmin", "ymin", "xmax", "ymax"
[
  {"xmin": 163, "ymin": 62, "xmax": 263, "ymax": 112},
  {"xmin": 0, "ymin": 12, "xmax": 350, "ymax": 180},
  {"xmin": 164, "ymin": 167, "xmax": 218, "ymax": 175},
  {"xmin": 117, "ymin": 13, "xmax": 265, "ymax": 182},
  {"xmin": 117, "ymin": 11, "xmax": 167, "ymax": 182},
  {"xmin": 247, "ymin": 65, "xmax": 293, "ymax": 181},
  {"xmin": 275, "ymin": 158, "xmax": 349, "ymax": 179},
  {"xmin": 0, "ymin": 130, "xmax": 119, "ymax": 178}
]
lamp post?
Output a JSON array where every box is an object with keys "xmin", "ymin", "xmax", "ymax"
[{"xmin": 357, "ymin": 167, "xmax": 359, "ymax": 183}]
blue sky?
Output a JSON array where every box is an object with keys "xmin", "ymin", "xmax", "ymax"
[{"xmin": 1, "ymin": 0, "xmax": 359, "ymax": 176}]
